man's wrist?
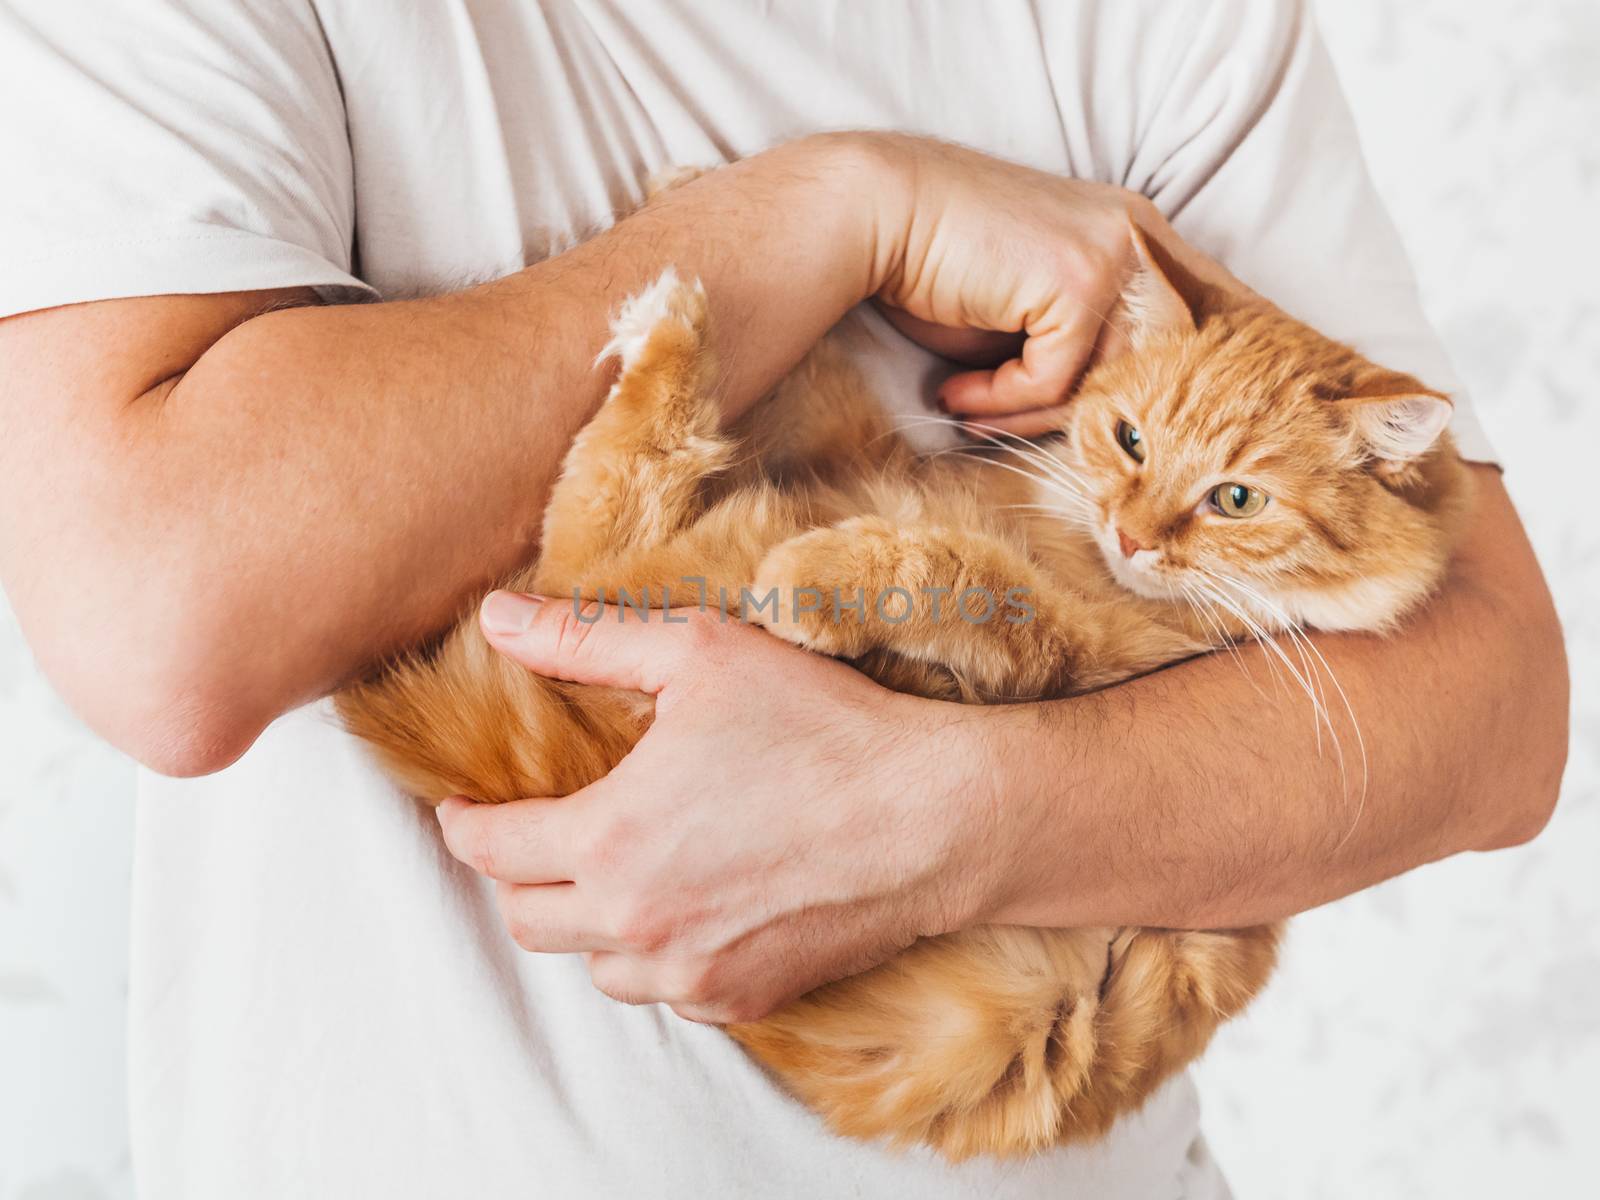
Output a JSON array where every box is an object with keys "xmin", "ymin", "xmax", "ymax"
[
  {"xmin": 779, "ymin": 131, "xmax": 917, "ymax": 304},
  {"xmin": 898, "ymin": 696, "xmax": 1053, "ymax": 936}
]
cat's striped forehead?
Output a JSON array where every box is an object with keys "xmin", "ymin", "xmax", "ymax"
[{"xmin": 1077, "ymin": 306, "xmax": 1361, "ymax": 498}]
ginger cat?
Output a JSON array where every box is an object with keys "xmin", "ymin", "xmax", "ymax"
[{"xmin": 336, "ymin": 225, "xmax": 1471, "ymax": 1160}]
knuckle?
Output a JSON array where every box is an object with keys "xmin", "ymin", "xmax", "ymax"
[
  {"xmin": 509, "ymin": 918, "xmax": 540, "ymax": 953},
  {"xmin": 580, "ymin": 815, "xmax": 632, "ymax": 876},
  {"xmin": 679, "ymin": 1004, "xmax": 735, "ymax": 1026},
  {"xmin": 1049, "ymin": 238, "xmax": 1113, "ymax": 292},
  {"xmin": 717, "ymin": 999, "xmax": 765, "ymax": 1026},
  {"xmin": 612, "ymin": 900, "xmax": 671, "ymax": 955},
  {"xmin": 1057, "ymin": 189, "xmax": 1153, "ymax": 281},
  {"xmin": 466, "ymin": 827, "xmax": 499, "ymax": 879},
  {"xmin": 592, "ymin": 981, "xmax": 631, "ymax": 1006},
  {"xmin": 588, "ymin": 961, "xmax": 642, "ymax": 1007},
  {"xmin": 680, "ymin": 608, "xmax": 725, "ymax": 658},
  {"xmin": 500, "ymin": 893, "xmax": 539, "ymax": 951},
  {"xmin": 662, "ymin": 959, "xmax": 718, "ymax": 1007}
]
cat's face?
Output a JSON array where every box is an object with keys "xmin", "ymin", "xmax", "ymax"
[{"xmin": 1046, "ymin": 227, "xmax": 1457, "ymax": 633}]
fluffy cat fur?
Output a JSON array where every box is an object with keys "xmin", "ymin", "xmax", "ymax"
[{"xmin": 335, "ymin": 225, "xmax": 1471, "ymax": 1160}]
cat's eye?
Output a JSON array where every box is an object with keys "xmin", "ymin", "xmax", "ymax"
[
  {"xmin": 1115, "ymin": 421, "xmax": 1146, "ymax": 463},
  {"xmin": 1210, "ymin": 483, "xmax": 1268, "ymax": 519}
]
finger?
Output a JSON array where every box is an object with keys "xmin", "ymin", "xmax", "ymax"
[
  {"xmin": 939, "ymin": 301, "xmax": 1107, "ymax": 415},
  {"xmin": 873, "ymin": 303, "xmax": 1024, "ymax": 365},
  {"xmin": 496, "ymin": 880, "xmax": 616, "ymax": 954},
  {"xmin": 436, "ymin": 793, "xmax": 583, "ymax": 884},
  {"xmin": 479, "ymin": 590, "xmax": 696, "ymax": 694},
  {"xmin": 938, "ymin": 368, "xmax": 1013, "ymax": 416}
]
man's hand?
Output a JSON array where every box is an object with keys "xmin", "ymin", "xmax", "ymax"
[
  {"xmin": 1, "ymin": 130, "xmax": 1192, "ymax": 774},
  {"xmin": 860, "ymin": 134, "xmax": 1238, "ymax": 434},
  {"xmin": 439, "ymin": 471, "xmax": 1564, "ymax": 1021},
  {"xmin": 435, "ymin": 591, "xmax": 992, "ymax": 1024}
]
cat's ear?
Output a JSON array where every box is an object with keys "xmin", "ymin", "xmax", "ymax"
[
  {"xmin": 1340, "ymin": 390, "xmax": 1453, "ymax": 463},
  {"xmin": 1108, "ymin": 219, "xmax": 1201, "ymax": 349}
]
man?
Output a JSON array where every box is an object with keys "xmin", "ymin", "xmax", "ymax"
[{"xmin": 0, "ymin": 1, "xmax": 1565, "ymax": 1196}]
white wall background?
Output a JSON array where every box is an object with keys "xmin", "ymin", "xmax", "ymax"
[
  {"xmin": 2, "ymin": 3, "xmax": 1596, "ymax": 1197},
  {"xmin": 1195, "ymin": 2, "xmax": 1600, "ymax": 1195}
]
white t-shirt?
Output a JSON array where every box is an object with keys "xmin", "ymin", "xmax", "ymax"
[{"xmin": 0, "ymin": 2, "xmax": 1495, "ymax": 1197}]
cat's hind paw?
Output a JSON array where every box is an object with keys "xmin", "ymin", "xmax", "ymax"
[{"xmin": 596, "ymin": 267, "xmax": 708, "ymax": 374}]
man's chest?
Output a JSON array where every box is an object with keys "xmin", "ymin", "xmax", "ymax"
[{"xmin": 309, "ymin": 0, "xmax": 1096, "ymax": 292}]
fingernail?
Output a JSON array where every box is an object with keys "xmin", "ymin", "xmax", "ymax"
[
  {"xmin": 435, "ymin": 795, "xmax": 467, "ymax": 823},
  {"xmin": 481, "ymin": 590, "xmax": 542, "ymax": 636}
]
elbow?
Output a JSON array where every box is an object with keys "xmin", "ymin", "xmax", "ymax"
[
  {"xmin": 116, "ymin": 684, "xmax": 261, "ymax": 779},
  {"xmin": 109, "ymin": 600, "xmax": 273, "ymax": 777},
  {"xmin": 81, "ymin": 645, "xmax": 262, "ymax": 779},
  {"xmin": 1483, "ymin": 749, "xmax": 1566, "ymax": 852},
  {"xmin": 112, "ymin": 715, "xmax": 253, "ymax": 780},
  {"xmin": 18, "ymin": 570, "xmax": 266, "ymax": 778},
  {"xmin": 4, "ymin": 395, "xmax": 294, "ymax": 777}
]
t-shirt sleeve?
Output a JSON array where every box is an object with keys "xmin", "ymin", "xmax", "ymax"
[
  {"xmin": 1115, "ymin": 0, "xmax": 1497, "ymax": 465},
  {"xmin": 0, "ymin": 0, "xmax": 375, "ymax": 318}
]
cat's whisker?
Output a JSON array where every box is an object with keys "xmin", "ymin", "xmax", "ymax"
[
  {"xmin": 1002, "ymin": 503, "xmax": 1095, "ymax": 527},
  {"xmin": 942, "ymin": 418, "xmax": 1095, "ymax": 495},
  {"xmin": 1178, "ymin": 582, "xmax": 1263, "ymax": 696},
  {"xmin": 1189, "ymin": 577, "xmax": 1293, "ymax": 702},
  {"xmin": 985, "ymin": 456, "xmax": 1097, "ymax": 520},
  {"xmin": 1199, "ymin": 569, "xmax": 1370, "ymax": 843},
  {"xmin": 951, "ymin": 451, "xmax": 1096, "ymax": 522},
  {"xmin": 1237, "ymin": 596, "xmax": 1354, "ymax": 805},
  {"xmin": 1202, "ymin": 571, "xmax": 1334, "ymax": 732},
  {"xmin": 1030, "ymin": 478, "xmax": 1095, "ymax": 519},
  {"xmin": 890, "ymin": 412, "xmax": 965, "ymax": 429},
  {"xmin": 1205, "ymin": 570, "xmax": 1330, "ymax": 756},
  {"xmin": 1001, "ymin": 501, "xmax": 1089, "ymax": 521},
  {"xmin": 888, "ymin": 411, "xmax": 1054, "ymax": 461},
  {"xmin": 1179, "ymin": 582, "xmax": 1237, "ymax": 668},
  {"xmin": 896, "ymin": 416, "xmax": 1037, "ymax": 469},
  {"xmin": 1028, "ymin": 480, "xmax": 1094, "ymax": 515},
  {"xmin": 888, "ymin": 411, "xmax": 973, "ymax": 443},
  {"xmin": 1192, "ymin": 577, "xmax": 1333, "ymax": 743},
  {"xmin": 1194, "ymin": 574, "xmax": 1324, "ymax": 721},
  {"xmin": 946, "ymin": 449, "xmax": 1049, "ymax": 489},
  {"xmin": 1238, "ymin": 608, "xmax": 1369, "ymax": 846},
  {"xmin": 1277, "ymin": 618, "xmax": 1333, "ymax": 756},
  {"xmin": 978, "ymin": 445, "xmax": 1093, "ymax": 505},
  {"xmin": 997, "ymin": 448, "xmax": 1093, "ymax": 501}
]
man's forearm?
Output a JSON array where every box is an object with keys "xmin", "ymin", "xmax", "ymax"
[
  {"xmin": 958, "ymin": 468, "xmax": 1567, "ymax": 931},
  {"xmin": 1, "ymin": 135, "xmax": 893, "ymax": 772}
]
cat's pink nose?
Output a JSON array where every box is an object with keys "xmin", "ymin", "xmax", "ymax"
[{"xmin": 1117, "ymin": 528, "xmax": 1147, "ymax": 559}]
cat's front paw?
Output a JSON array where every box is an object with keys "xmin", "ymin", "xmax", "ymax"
[{"xmin": 748, "ymin": 518, "xmax": 911, "ymax": 658}]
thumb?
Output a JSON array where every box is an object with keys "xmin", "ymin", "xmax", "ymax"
[
  {"xmin": 479, "ymin": 590, "xmax": 690, "ymax": 694},
  {"xmin": 937, "ymin": 293, "xmax": 1113, "ymax": 417}
]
